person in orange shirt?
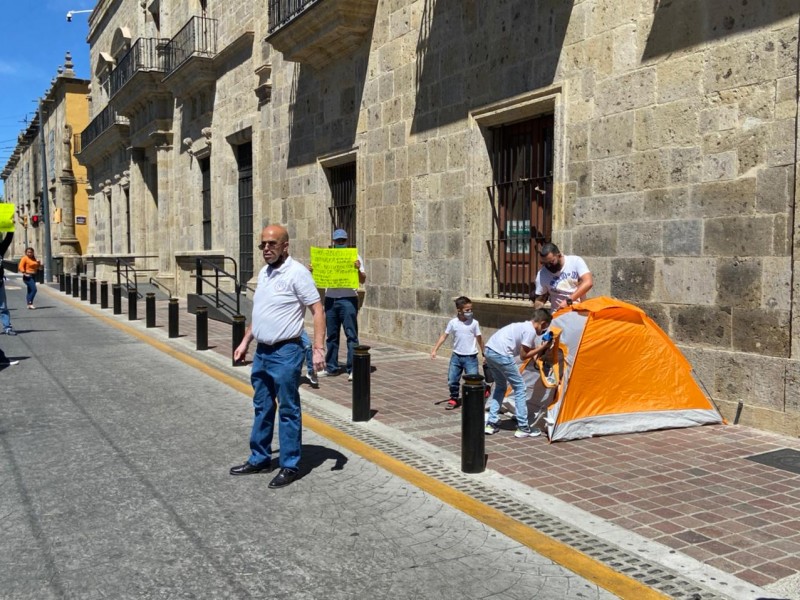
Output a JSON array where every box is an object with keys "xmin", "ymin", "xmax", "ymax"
[{"xmin": 18, "ymin": 247, "xmax": 41, "ymax": 309}]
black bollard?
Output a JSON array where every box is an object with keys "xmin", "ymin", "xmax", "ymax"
[
  {"xmin": 65, "ymin": 273, "xmax": 72, "ymax": 295},
  {"xmin": 89, "ymin": 279, "xmax": 97, "ymax": 304},
  {"xmin": 168, "ymin": 298, "xmax": 179, "ymax": 338},
  {"xmin": 461, "ymin": 373, "xmax": 486, "ymax": 474},
  {"xmin": 112, "ymin": 284, "xmax": 122, "ymax": 315},
  {"xmin": 352, "ymin": 345, "xmax": 371, "ymax": 422},
  {"xmin": 232, "ymin": 315, "xmax": 246, "ymax": 366},
  {"xmin": 100, "ymin": 281, "xmax": 109, "ymax": 309},
  {"xmin": 59, "ymin": 273, "xmax": 65, "ymax": 292},
  {"xmin": 145, "ymin": 293, "xmax": 156, "ymax": 328},
  {"xmin": 80, "ymin": 276, "xmax": 88, "ymax": 301},
  {"xmin": 72, "ymin": 274, "xmax": 79, "ymax": 298},
  {"xmin": 127, "ymin": 287, "xmax": 137, "ymax": 320},
  {"xmin": 196, "ymin": 305, "xmax": 208, "ymax": 350}
]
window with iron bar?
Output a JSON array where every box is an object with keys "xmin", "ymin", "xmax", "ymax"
[
  {"xmin": 200, "ymin": 157, "xmax": 211, "ymax": 250},
  {"xmin": 486, "ymin": 114, "xmax": 554, "ymax": 300},
  {"xmin": 326, "ymin": 162, "xmax": 356, "ymax": 243}
]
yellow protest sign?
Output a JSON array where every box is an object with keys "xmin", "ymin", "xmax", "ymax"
[
  {"xmin": 310, "ymin": 246, "xmax": 360, "ymax": 288},
  {"xmin": 0, "ymin": 203, "xmax": 16, "ymax": 233}
]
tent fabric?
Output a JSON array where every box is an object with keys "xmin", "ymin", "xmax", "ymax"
[{"xmin": 524, "ymin": 296, "xmax": 722, "ymax": 442}]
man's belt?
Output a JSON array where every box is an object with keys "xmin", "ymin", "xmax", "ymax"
[{"xmin": 256, "ymin": 337, "xmax": 301, "ymax": 351}]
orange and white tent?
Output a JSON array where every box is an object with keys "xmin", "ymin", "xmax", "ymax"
[{"xmin": 525, "ymin": 296, "xmax": 723, "ymax": 442}]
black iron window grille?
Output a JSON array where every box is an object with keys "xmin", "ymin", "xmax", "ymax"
[
  {"xmin": 164, "ymin": 16, "xmax": 218, "ymax": 75},
  {"xmin": 78, "ymin": 105, "xmax": 129, "ymax": 151},
  {"xmin": 486, "ymin": 115, "xmax": 554, "ymax": 300},
  {"xmin": 327, "ymin": 162, "xmax": 356, "ymax": 242},
  {"xmin": 200, "ymin": 157, "xmax": 212, "ymax": 250},
  {"xmin": 237, "ymin": 143, "xmax": 254, "ymax": 284},
  {"xmin": 268, "ymin": 0, "xmax": 318, "ymax": 34},
  {"xmin": 110, "ymin": 38, "xmax": 168, "ymax": 97}
]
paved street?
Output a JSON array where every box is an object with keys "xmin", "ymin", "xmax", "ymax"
[
  {"xmin": 2, "ymin": 276, "xmax": 799, "ymax": 600},
  {"xmin": 1, "ymin": 280, "xmax": 618, "ymax": 600}
]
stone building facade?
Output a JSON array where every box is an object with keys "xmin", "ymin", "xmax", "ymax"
[
  {"xmin": 79, "ymin": 1, "xmax": 799, "ymax": 435},
  {"xmin": 1, "ymin": 55, "xmax": 90, "ymax": 267}
]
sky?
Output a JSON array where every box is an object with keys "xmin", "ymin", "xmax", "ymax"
[{"xmin": 0, "ymin": 0, "xmax": 95, "ymax": 197}]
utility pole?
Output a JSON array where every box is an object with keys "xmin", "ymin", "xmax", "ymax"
[{"xmin": 38, "ymin": 97, "xmax": 53, "ymax": 282}]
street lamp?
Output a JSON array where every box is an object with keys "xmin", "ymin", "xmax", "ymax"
[{"xmin": 66, "ymin": 9, "xmax": 92, "ymax": 22}]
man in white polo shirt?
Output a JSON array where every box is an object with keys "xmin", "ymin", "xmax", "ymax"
[{"xmin": 231, "ymin": 224, "xmax": 326, "ymax": 489}]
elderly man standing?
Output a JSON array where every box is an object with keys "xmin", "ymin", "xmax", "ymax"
[
  {"xmin": 232, "ymin": 224, "xmax": 326, "ymax": 489},
  {"xmin": 532, "ymin": 242, "xmax": 593, "ymax": 311}
]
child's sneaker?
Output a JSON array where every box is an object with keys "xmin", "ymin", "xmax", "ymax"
[
  {"xmin": 445, "ymin": 399, "xmax": 460, "ymax": 410},
  {"xmin": 484, "ymin": 421, "xmax": 499, "ymax": 435},
  {"xmin": 514, "ymin": 425, "xmax": 541, "ymax": 438}
]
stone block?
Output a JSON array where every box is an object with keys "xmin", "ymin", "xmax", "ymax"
[
  {"xmin": 704, "ymin": 35, "xmax": 777, "ymax": 93},
  {"xmin": 408, "ymin": 142, "xmax": 428, "ymax": 176},
  {"xmin": 761, "ymin": 257, "xmax": 792, "ymax": 310},
  {"xmin": 595, "ymin": 68, "xmax": 656, "ymax": 116},
  {"xmin": 617, "ymin": 221, "xmax": 662, "ymax": 256},
  {"xmin": 716, "ymin": 257, "xmax": 762, "ymax": 308},
  {"xmin": 701, "ymin": 151, "xmax": 737, "ymax": 182},
  {"xmin": 732, "ymin": 308, "xmax": 790, "ymax": 357},
  {"xmin": 589, "ymin": 112, "xmax": 634, "ymax": 159},
  {"xmin": 654, "ymin": 257, "xmax": 716, "ymax": 305},
  {"xmin": 657, "ymin": 52, "xmax": 703, "ymax": 103},
  {"xmin": 593, "ymin": 155, "xmax": 637, "ymax": 194},
  {"xmin": 568, "ymin": 123, "xmax": 589, "ymax": 162},
  {"xmin": 671, "ymin": 305, "xmax": 732, "ymax": 348},
  {"xmin": 635, "ymin": 149, "xmax": 669, "ymax": 189},
  {"xmin": 773, "ymin": 214, "xmax": 789, "ymax": 256},
  {"xmin": 572, "ymin": 225, "xmax": 618, "ymax": 257},
  {"xmin": 689, "ymin": 179, "xmax": 756, "ymax": 218},
  {"xmin": 568, "ymin": 161, "xmax": 593, "ymax": 198},
  {"xmin": 669, "ymin": 147, "xmax": 702, "ymax": 185},
  {"xmin": 663, "ymin": 219, "xmax": 702, "ymax": 256},
  {"xmin": 610, "ymin": 257, "xmax": 654, "ymax": 302},
  {"xmin": 713, "ymin": 351, "xmax": 787, "ymax": 411},
  {"xmin": 646, "ymin": 187, "xmax": 690, "ymax": 219},
  {"xmin": 703, "ymin": 216, "xmax": 774, "ymax": 257},
  {"xmin": 571, "ymin": 192, "xmax": 643, "ymax": 226},
  {"xmin": 416, "ymin": 287, "xmax": 443, "ymax": 315},
  {"xmin": 637, "ymin": 301, "xmax": 670, "ymax": 334}
]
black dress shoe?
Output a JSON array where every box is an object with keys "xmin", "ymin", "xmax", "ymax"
[
  {"xmin": 229, "ymin": 461, "xmax": 271, "ymax": 476},
  {"xmin": 268, "ymin": 468, "xmax": 299, "ymax": 488}
]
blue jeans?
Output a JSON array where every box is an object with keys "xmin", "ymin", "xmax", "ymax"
[
  {"xmin": 485, "ymin": 348, "xmax": 528, "ymax": 427},
  {"xmin": 248, "ymin": 339, "xmax": 304, "ymax": 471},
  {"xmin": 300, "ymin": 330, "xmax": 313, "ymax": 373},
  {"xmin": 0, "ymin": 282, "xmax": 10, "ymax": 330},
  {"xmin": 448, "ymin": 353, "xmax": 479, "ymax": 400},
  {"xmin": 23, "ymin": 275, "xmax": 37, "ymax": 305},
  {"xmin": 324, "ymin": 296, "xmax": 359, "ymax": 373}
]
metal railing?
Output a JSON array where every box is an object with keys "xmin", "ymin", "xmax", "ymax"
[
  {"xmin": 268, "ymin": 0, "xmax": 318, "ymax": 33},
  {"xmin": 164, "ymin": 16, "xmax": 218, "ymax": 75},
  {"xmin": 148, "ymin": 277, "xmax": 175, "ymax": 299},
  {"xmin": 115, "ymin": 256, "xmax": 158, "ymax": 299},
  {"xmin": 78, "ymin": 105, "xmax": 130, "ymax": 152},
  {"xmin": 195, "ymin": 256, "xmax": 241, "ymax": 315},
  {"xmin": 110, "ymin": 37, "xmax": 168, "ymax": 97}
]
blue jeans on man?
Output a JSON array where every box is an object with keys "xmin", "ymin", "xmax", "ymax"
[
  {"xmin": 324, "ymin": 295, "xmax": 359, "ymax": 374},
  {"xmin": 484, "ymin": 349, "xmax": 529, "ymax": 426},
  {"xmin": 448, "ymin": 353, "xmax": 479, "ymax": 400},
  {"xmin": 0, "ymin": 282, "xmax": 11, "ymax": 330},
  {"xmin": 248, "ymin": 339, "xmax": 304, "ymax": 470}
]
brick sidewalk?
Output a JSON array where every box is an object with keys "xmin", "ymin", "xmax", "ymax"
[{"xmin": 99, "ymin": 288, "xmax": 800, "ymax": 589}]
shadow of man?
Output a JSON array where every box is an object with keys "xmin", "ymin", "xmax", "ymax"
[{"xmin": 297, "ymin": 444, "xmax": 348, "ymax": 477}]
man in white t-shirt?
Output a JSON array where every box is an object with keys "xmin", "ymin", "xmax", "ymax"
[
  {"xmin": 231, "ymin": 224, "xmax": 326, "ymax": 489},
  {"xmin": 532, "ymin": 243, "xmax": 593, "ymax": 311}
]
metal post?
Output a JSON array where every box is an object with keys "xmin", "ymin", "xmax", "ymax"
[
  {"xmin": 59, "ymin": 273, "xmax": 65, "ymax": 292},
  {"xmin": 80, "ymin": 275, "xmax": 88, "ymax": 301},
  {"xmin": 71, "ymin": 274, "xmax": 79, "ymax": 298},
  {"xmin": 352, "ymin": 345, "xmax": 371, "ymax": 422},
  {"xmin": 196, "ymin": 305, "xmax": 208, "ymax": 350},
  {"xmin": 195, "ymin": 258, "xmax": 202, "ymax": 295},
  {"xmin": 145, "ymin": 293, "xmax": 156, "ymax": 328},
  {"xmin": 64, "ymin": 272, "xmax": 72, "ymax": 294},
  {"xmin": 127, "ymin": 287, "xmax": 137, "ymax": 320},
  {"xmin": 38, "ymin": 98, "xmax": 53, "ymax": 283},
  {"xmin": 100, "ymin": 281, "xmax": 109, "ymax": 309},
  {"xmin": 112, "ymin": 284, "xmax": 122, "ymax": 315},
  {"xmin": 232, "ymin": 315, "xmax": 246, "ymax": 366},
  {"xmin": 89, "ymin": 278, "xmax": 97, "ymax": 304},
  {"xmin": 461, "ymin": 374, "xmax": 486, "ymax": 474},
  {"xmin": 168, "ymin": 297, "xmax": 179, "ymax": 338}
]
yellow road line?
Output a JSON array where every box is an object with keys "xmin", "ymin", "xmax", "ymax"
[{"xmin": 56, "ymin": 289, "xmax": 666, "ymax": 600}]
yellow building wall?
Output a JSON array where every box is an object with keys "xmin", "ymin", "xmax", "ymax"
[{"xmin": 65, "ymin": 86, "xmax": 89, "ymax": 254}]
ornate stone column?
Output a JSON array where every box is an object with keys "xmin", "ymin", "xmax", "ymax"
[{"xmin": 58, "ymin": 123, "xmax": 80, "ymax": 257}]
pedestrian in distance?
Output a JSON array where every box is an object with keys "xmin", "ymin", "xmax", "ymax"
[
  {"xmin": 430, "ymin": 296, "xmax": 485, "ymax": 410},
  {"xmin": 0, "ymin": 232, "xmax": 17, "ymax": 337},
  {"xmin": 531, "ymin": 242, "xmax": 593, "ymax": 311},
  {"xmin": 231, "ymin": 224, "xmax": 326, "ymax": 489},
  {"xmin": 316, "ymin": 229, "xmax": 366, "ymax": 382},
  {"xmin": 18, "ymin": 247, "xmax": 42, "ymax": 310},
  {"xmin": 484, "ymin": 308, "xmax": 554, "ymax": 438},
  {"xmin": 300, "ymin": 329, "xmax": 318, "ymax": 387}
]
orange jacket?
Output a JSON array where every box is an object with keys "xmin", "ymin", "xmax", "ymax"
[{"xmin": 18, "ymin": 256, "xmax": 40, "ymax": 275}]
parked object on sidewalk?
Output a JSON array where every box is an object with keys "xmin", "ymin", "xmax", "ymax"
[{"xmin": 523, "ymin": 296, "xmax": 722, "ymax": 442}]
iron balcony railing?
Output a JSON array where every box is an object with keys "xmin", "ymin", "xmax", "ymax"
[
  {"xmin": 78, "ymin": 104, "xmax": 130, "ymax": 151},
  {"xmin": 164, "ymin": 16, "xmax": 218, "ymax": 76},
  {"xmin": 268, "ymin": 0, "xmax": 318, "ymax": 34},
  {"xmin": 110, "ymin": 38, "xmax": 168, "ymax": 97}
]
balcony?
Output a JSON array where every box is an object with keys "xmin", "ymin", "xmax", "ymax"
[
  {"xmin": 266, "ymin": 0, "xmax": 379, "ymax": 69},
  {"xmin": 162, "ymin": 16, "xmax": 218, "ymax": 96},
  {"xmin": 110, "ymin": 37, "xmax": 169, "ymax": 116},
  {"xmin": 75, "ymin": 104, "xmax": 129, "ymax": 166}
]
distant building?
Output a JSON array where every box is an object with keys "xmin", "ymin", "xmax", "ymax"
[
  {"xmin": 1, "ymin": 53, "xmax": 90, "ymax": 266},
  {"xmin": 78, "ymin": 1, "xmax": 800, "ymax": 435}
]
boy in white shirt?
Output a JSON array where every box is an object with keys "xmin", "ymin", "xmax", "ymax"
[
  {"xmin": 431, "ymin": 296, "xmax": 485, "ymax": 410},
  {"xmin": 484, "ymin": 308, "xmax": 553, "ymax": 438}
]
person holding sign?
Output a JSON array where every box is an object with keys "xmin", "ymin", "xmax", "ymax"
[
  {"xmin": 314, "ymin": 229, "xmax": 366, "ymax": 381},
  {"xmin": 18, "ymin": 248, "xmax": 42, "ymax": 309}
]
